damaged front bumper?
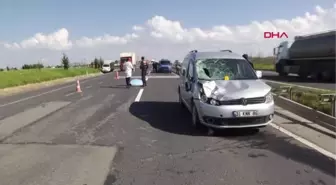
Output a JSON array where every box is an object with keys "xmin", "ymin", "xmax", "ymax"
[{"xmin": 195, "ymin": 101, "xmax": 274, "ymax": 129}]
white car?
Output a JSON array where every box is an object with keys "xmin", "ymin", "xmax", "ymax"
[{"xmin": 102, "ymin": 64, "xmax": 111, "ymax": 73}]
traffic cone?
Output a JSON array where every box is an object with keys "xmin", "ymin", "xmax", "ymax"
[
  {"xmin": 114, "ymin": 71, "xmax": 119, "ymax": 80},
  {"xmin": 76, "ymin": 80, "xmax": 82, "ymax": 93}
]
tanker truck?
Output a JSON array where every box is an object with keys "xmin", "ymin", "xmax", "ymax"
[{"xmin": 273, "ymin": 30, "xmax": 336, "ymax": 81}]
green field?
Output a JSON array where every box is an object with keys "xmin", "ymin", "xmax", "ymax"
[
  {"xmin": 252, "ymin": 57, "xmax": 274, "ymax": 71},
  {"xmin": 0, "ymin": 68, "xmax": 100, "ymax": 89}
]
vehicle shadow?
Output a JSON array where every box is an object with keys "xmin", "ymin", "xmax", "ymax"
[
  {"xmin": 129, "ymin": 101, "xmax": 335, "ymax": 178},
  {"xmin": 129, "ymin": 101, "xmax": 260, "ymax": 137}
]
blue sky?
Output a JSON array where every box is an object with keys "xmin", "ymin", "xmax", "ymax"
[
  {"xmin": 0, "ymin": 0, "xmax": 334, "ymax": 41},
  {"xmin": 0, "ymin": 0, "xmax": 335, "ymax": 67}
]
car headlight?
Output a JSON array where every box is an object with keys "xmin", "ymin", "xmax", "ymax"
[
  {"xmin": 200, "ymin": 92, "xmax": 220, "ymax": 106},
  {"xmin": 265, "ymin": 92, "xmax": 273, "ymax": 103}
]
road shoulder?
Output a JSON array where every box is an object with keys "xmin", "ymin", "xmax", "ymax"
[{"xmin": 272, "ymin": 106, "xmax": 336, "ymax": 159}]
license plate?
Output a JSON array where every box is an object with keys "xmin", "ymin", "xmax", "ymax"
[{"xmin": 236, "ymin": 110, "xmax": 258, "ymax": 117}]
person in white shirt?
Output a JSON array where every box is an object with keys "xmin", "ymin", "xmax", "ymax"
[{"xmin": 123, "ymin": 58, "xmax": 134, "ymax": 88}]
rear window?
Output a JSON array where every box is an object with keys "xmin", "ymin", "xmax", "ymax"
[
  {"xmin": 160, "ymin": 60, "xmax": 171, "ymax": 65},
  {"xmin": 103, "ymin": 64, "xmax": 110, "ymax": 67}
]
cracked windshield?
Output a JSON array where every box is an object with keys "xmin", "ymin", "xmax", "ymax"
[
  {"xmin": 0, "ymin": 0, "xmax": 335, "ymax": 185},
  {"xmin": 196, "ymin": 59, "xmax": 257, "ymax": 80}
]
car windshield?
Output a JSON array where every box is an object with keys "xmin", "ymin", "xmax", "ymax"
[
  {"xmin": 160, "ymin": 60, "xmax": 171, "ymax": 65},
  {"xmin": 103, "ymin": 64, "xmax": 110, "ymax": 67},
  {"xmin": 196, "ymin": 58, "xmax": 257, "ymax": 80}
]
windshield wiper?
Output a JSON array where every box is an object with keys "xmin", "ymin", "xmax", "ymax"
[{"xmin": 234, "ymin": 77, "xmax": 256, "ymax": 80}]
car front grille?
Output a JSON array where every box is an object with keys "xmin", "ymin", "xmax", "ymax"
[
  {"xmin": 219, "ymin": 96, "xmax": 265, "ymax": 105},
  {"xmin": 203, "ymin": 116, "xmax": 271, "ymax": 126}
]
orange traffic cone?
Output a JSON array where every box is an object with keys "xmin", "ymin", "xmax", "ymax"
[
  {"xmin": 114, "ymin": 71, "xmax": 119, "ymax": 80},
  {"xmin": 76, "ymin": 80, "xmax": 82, "ymax": 93}
]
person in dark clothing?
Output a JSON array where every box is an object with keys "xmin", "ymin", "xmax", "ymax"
[
  {"xmin": 152, "ymin": 60, "xmax": 157, "ymax": 73},
  {"xmin": 140, "ymin": 56, "xmax": 149, "ymax": 87},
  {"xmin": 243, "ymin": 54, "xmax": 254, "ymax": 69},
  {"xmin": 153, "ymin": 62, "xmax": 158, "ymax": 73}
]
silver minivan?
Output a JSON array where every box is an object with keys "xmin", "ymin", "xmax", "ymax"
[{"xmin": 178, "ymin": 50, "xmax": 274, "ymax": 129}]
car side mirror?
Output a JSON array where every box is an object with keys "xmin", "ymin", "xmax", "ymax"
[{"xmin": 256, "ymin": 70, "xmax": 262, "ymax": 78}]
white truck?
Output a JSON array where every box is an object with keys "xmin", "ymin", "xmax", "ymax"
[
  {"xmin": 273, "ymin": 30, "xmax": 335, "ymax": 81},
  {"xmin": 120, "ymin": 52, "xmax": 136, "ymax": 71}
]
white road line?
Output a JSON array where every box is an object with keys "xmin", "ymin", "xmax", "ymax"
[
  {"xmin": 0, "ymin": 76, "xmax": 103, "ymax": 108},
  {"xmin": 134, "ymin": 89, "xmax": 144, "ymax": 102},
  {"xmin": 98, "ymin": 81, "xmax": 103, "ymax": 84},
  {"xmin": 270, "ymin": 123, "xmax": 336, "ymax": 160},
  {"xmin": 65, "ymin": 92, "xmax": 76, "ymax": 97},
  {"xmin": 86, "ymin": 85, "xmax": 92, "ymax": 89}
]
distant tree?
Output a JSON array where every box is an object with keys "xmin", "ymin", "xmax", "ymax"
[
  {"xmin": 89, "ymin": 61, "xmax": 94, "ymax": 68},
  {"xmin": 99, "ymin": 57, "xmax": 104, "ymax": 68},
  {"xmin": 22, "ymin": 62, "xmax": 44, "ymax": 70},
  {"xmin": 61, "ymin": 53, "xmax": 70, "ymax": 70},
  {"xmin": 93, "ymin": 58, "xmax": 99, "ymax": 69}
]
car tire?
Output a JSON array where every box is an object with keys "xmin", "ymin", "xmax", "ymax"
[
  {"xmin": 191, "ymin": 104, "xmax": 202, "ymax": 128},
  {"xmin": 178, "ymin": 89, "xmax": 185, "ymax": 108}
]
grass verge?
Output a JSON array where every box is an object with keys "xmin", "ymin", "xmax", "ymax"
[
  {"xmin": 272, "ymin": 86, "xmax": 335, "ymax": 115},
  {"xmin": 0, "ymin": 67, "xmax": 100, "ymax": 89},
  {"xmin": 252, "ymin": 57, "xmax": 274, "ymax": 71}
]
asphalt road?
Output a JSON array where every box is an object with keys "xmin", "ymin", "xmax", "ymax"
[
  {"xmin": 261, "ymin": 71, "xmax": 336, "ymax": 90},
  {"xmin": 0, "ymin": 70, "xmax": 335, "ymax": 185}
]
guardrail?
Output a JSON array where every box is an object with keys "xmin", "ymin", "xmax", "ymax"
[
  {"xmin": 272, "ymin": 85, "xmax": 336, "ymax": 131},
  {"xmin": 276, "ymin": 86, "xmax": 336, "ymax": 117}
]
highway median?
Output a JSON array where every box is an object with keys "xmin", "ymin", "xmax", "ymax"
[
  {"xmin": 272, "ymin": 85, "xmax": 335, "ymax": 114},
  {"xmin": 267, "ymin": 81, "xmax": 336, "ymax": 131}
]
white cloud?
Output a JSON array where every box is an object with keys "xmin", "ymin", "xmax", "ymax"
[
  {"xmin": 132, "ymin": 25, "xmax": 145, "ymax": 31},
  {"xmin": 75, "ymin": 33, "xmax": 139, "ymax": 48},
  {"xmin": 1, "ymin": 3, "xmax": 335, "ymax": 67},
  {"xmin": 3, "ymin": 28, "xmax": 72, "ymax": 50}
]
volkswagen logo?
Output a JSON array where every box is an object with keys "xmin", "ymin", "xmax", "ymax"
[{"xmin": 241, "ymin": 98, "xmax": 247, "ymax": 105}]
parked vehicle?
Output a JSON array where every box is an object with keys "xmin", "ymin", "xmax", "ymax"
[
  {"xmin": 178, "ymin": 50, "xmax": 274, "ymax": 129},
  {"xmin": 158, "ymin": 59, "xmax": 172, "ymax": 73},
  {"xmin": 273, "ymin": 30, "xmax": 336, "ymax": 81},
  {"xmin": 101, "ymin": 63, "xmax": 111, "ymax": 73},
  {"xmin": 101, "ymin": 59, "xmax": 114, "ymax": 73}
]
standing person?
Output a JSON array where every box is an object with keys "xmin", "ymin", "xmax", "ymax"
[
  {"xmin": 140, "ymin": 56, "xmax": 148, "ymax": 87},
  {"xmin": 153, "ymin": 60, "xmax": 158, "ymax": 73},
  {"xmin": 151, "ymin": 59, "xmax": 156, "ymax": 73},
  {"xmin": 123, "ymin": 58, "xmax": 134, "ymax": 88}
]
